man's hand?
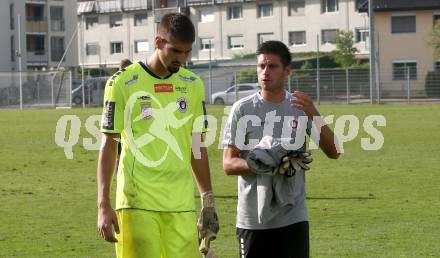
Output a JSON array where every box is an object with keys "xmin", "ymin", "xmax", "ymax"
[
  {"xmin": 97, "ymin": 204, "xmax": 119, "ymax": 243},
  {"xmin": 291, "ymin": 91, "xmax": 320, "ymax": 118},
  {"xmin": 197, "ymin": 192, "xmax": 219, "ymax": 255},
  {"xmin": 279, "ymin": 152, "xmax": 313, "ymax": 176}
]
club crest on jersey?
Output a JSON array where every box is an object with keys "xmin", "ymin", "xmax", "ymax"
[
  {"xmin": 141, "ymin": 102, "xmax": 152, "ymax": 120},
  {"xmin": 176, "ymin": 97, "xmax": 188, "ymax": 112},
  {"xmin": 289, "ymin": 119, "xmax": 298, "ymax": 129},
  {"xmin": 154, "ymin": 84, "xmax": 173, "ymax": 93}
]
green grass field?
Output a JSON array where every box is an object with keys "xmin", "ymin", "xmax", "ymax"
[{"xmin": 0, "ymin": 104, "xmax": 439, "ymax": 257}]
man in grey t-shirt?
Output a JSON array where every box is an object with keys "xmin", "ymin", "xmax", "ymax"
[{"xmin": 222, "ymin": 41, "xmax": 340, "ymax": 258}]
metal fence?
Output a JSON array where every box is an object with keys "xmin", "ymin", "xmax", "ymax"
[
  {"xmin": 194, "ymin": 65, "xmax": 440, "ymax": 104},
  {"xmin": 1, "ymin": 66, "xmax": 440, "ymax": 109},
  {"xmin": 0, "ymin": 71, "xmax": 72, "ymax": 108}
]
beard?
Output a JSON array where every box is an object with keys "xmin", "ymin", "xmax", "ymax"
[{"xmin": 167, "ymin": 64, "xmax": 180, "ymax": 73}]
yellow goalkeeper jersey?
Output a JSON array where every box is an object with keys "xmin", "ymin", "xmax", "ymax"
[{"xmin": 101, "ymin": 61, "xmax": 207, "ymax": 212}]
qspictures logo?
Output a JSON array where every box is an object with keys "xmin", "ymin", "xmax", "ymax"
[{"xmin": 55, "ymin": 95, "xmax": 386, "ymax": 166}]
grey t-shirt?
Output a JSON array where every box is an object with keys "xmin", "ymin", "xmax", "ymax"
[{"xmin": 223, "ymin": 91, "xmax": 312, "ymax": 229}]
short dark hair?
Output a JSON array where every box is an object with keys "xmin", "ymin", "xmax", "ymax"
[
  {"xmin": 158, "ymin": 13, "xmax": 195, "ymax": 43},
  {"xmin": 256, "ymin": 40, "xmax": 292, "ymax": 67},
  {"xmin": 119, "ymin": 59, "xmax": 132, "ymax": 69}
]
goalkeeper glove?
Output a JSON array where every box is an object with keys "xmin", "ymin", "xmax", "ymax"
[
  {"xmin": 197, "ymin": 191, "xmax": 219, "ymax": 255},
  {"xmin": 278, "ymin": 151, "xmax": 313, "ymax": 177}
]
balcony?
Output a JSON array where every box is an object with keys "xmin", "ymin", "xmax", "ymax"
[
  {"xmin": 26, "ymin": 18, "xmax": 48, "ymax": 34},
  {"xmin": 153, "ymin": 0, "xmax": 185, "ymax": 9},
  {"xmin": 187, "ymin": 0, "xmax": 214, "ymax": 7},
  {"xmin": 25, "ymin": 0, "xmax": 46, "ymax": 3},
  {"xmin": 27, "ymin": 51, "xmax": 48, "ymax": 65},
  {"xmin": 153, "ymin": 7, "xmax": 189, "ymax": 22}
]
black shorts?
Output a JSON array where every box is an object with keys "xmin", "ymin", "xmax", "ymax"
[{"xmin": 236, "ymin": 221, "xmax": 309, "ymax": 258}]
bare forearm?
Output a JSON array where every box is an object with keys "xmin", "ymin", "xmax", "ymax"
[
  {"xmin": 223, "ymin": 157, "xmax": 252, "ymax": 176},
  {"xmin": 319, "ymin": 125, "xmax": 340, "ymax": 159},
  {"xmin": 191, "ymin": 147, "xmax": 213, "ymax": 194},
  {"xmin": 97, "ymin": 137, "xmax": 118, "ymax": 208}
]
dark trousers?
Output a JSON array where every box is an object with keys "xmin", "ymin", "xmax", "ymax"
[{"xmin": 236, "ymin": 221, "xmax": 309, "ymax": 258}]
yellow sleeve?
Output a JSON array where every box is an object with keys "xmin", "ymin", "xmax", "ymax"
[
  {"xmin": 192, "ymin": 77, "xmax": 208, "ymax": 134},
  {"xmin": 101, "ymin": 74, "xmax": 125, "ymax": 133}
]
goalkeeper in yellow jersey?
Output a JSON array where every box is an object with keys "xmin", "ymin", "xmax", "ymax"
[{"xmin": 96, "ymin": 13, "xmax": 219, "ymax": 258}]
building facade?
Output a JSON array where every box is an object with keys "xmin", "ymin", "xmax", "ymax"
[
  {"xmin": 78, "ymin": 0, "xmax": 369, "ymax": 68},
  {"xmin": 0, "ymin": 0, "xmax": 78, "ymax": 72},
  {"xmin": 361, "ymin": 0, "xmax": 440, "ymax": 96},
  {"xmin": 191, "ymin": 0, "xmax": 369, "ymax": 61}
]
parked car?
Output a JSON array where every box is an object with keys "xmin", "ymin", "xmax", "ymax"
[
  {"xmin": 72, "ymin": 77, "xmax": 107, "ymax": 105},
  {"xmin": 211, "ymin": 83, "xmax": 260, "ymax": 105}
]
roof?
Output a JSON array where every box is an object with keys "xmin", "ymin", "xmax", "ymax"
[{"xmin": 359, "ymin": 0, "xmax": 440, "ymax": 13}]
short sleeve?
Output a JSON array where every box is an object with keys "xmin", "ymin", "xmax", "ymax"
[
  {"xmin": 100, "ymin": 76, "xmax": 125, "ymax": 134},
  {"xmin": 192, "ymin": 78, "xmax": 208, "ymax": 134},
  {"xmin": 222, "ymin": 102, "xmax": 241, "ymax": 148}
]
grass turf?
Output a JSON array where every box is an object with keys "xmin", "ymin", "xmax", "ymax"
[{"xmin": 0, "ymin": 104, "xmax": 439, "ymax": 257}]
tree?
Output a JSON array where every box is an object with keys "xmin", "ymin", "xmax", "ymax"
[
  {"xmin": 429, "ymin": 20, "xmax": 440, "ymax": 57},
  {"xmin": 332, "ymin": 31, "xmax": 358, "ymax": 68},
  {"xmin": 236, "ymin": 68, "xmax": 257, "ymax": 84}
]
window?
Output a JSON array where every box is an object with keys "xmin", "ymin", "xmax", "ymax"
[
  {"xmin": 200, "ymin": 9, "xmax": 214, "ymax": 23},
  {"xmin": 391, "ymin": 16, "xmax": 416, "ymax": 33},
  {"xmin": 321, "ymin": 0, "xmax": 338, "ymax": 13},
  {"xmin": 435, "ymin": 60, "xmax": 440, "ymax": 70},
  {"xmin": 110, "ymin": 15, "xmax": 123, "ymax": 28},
  {"xmin": 11, "ymin": 36, "xmax": 15, "ymax": 62},
  {"xmin": 134, "ymin": 13, "xmax": 147, "ymax": 26},
  {"xmin": 355, "ymin": 28, "xmax": 369, "ymax": 42},
  {"xmin": 392, "ymin": 61, "xmax": 417, "ymax": 80},
  {"xmin": 86, "ymin": 43, "xmax": 98, "ymax": 56},
  {"xmin": 228, "ymin": 6, "xmax": 242, "ymax": 20},
  {"xmin": 200, "ymin": 38, "xmax": 214, "ymax": 51},
  {"xmin": 228, "ymin": 35, "xmax": 244, "ymax": 49},
  {"xmin": 355, "ymin": 0, "xmax": 364, "ymax": 11},
  {"xmin": 10, "ymin": 4, "xmax": 14, "ymax": 30},
  {"xmin": 288, "ymin": 0, "xmax": 305, "ymax": 16},
  {"xmin": 289, "ymin": 31, "xmax": 306, "ymax": 46},
  {"xmin": 322, "ymin": 29, "xmax": 338, "ymax": 44},
  {"xmin": 258, "ymin": 33, "xmax": 274, "ymax": 46},
  {"xmin": 26, "ymin": 4, "xmax": 44, "ymax": 21},
  {"xmin": 51, "ymin": 37, "xmax": 64, "ymax": 62},
  {"xmin": 26, "ymin": 35, "xmax": 45, "ymax": 54},
  {"xmin": 110, "ymin": 42, "xmax": 123, "ymax": 54},
  {"xmin": 135, "ymin": 40, "xmax": 149, "ymax": 53},
  {"xmin": 50, "ymin": 6, "xmax": 64, "ymax": 31},
  {"xmin": 258, "ymin": 4, "xmax": 273, "ymax": 18},
  {"xmin": 434, "ymin": 15, "xmax": 440, "ymax": 26},
  {"xmin": 238, "ymin": 85, "xmax": 255, "ymax": 91},
  {"xmin": 86, "ymin": 17, "xmax": 98, "ymax": 30}
]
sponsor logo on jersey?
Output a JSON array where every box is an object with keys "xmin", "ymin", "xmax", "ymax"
[
  {"xmin": 103, "ymin": 101, "xmax": 115, "ymax": 130},
  {"xmin": 125, "ymin": 74, "xmax": 139, "ymax": 86},
  {"xmin": 137, "ymin": 95, "xmax": 151, "ymax": 101},
  {"xmin": 176, "ymin": 97, "xmax": 188, "ymax": 112},
  {"xmin": 178, "ymin": 74, "xmax": 197, "ymax": 82},
  {"xmin": 175, "ymin": 86, "xmax": 187, "ymax": 94},
  {"xmin": 141, "ymin": 102, "xmax": 153, "ymax": 120},
  {"xmin": 154, "ymin": 84, "xmax": 173, "ymax": 93}
]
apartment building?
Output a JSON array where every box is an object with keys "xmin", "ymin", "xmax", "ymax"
[
  {"xmin": 78, "ymin": 0, "xmax": 369, "ymax": 68},
  {"xmin": 191, "ymin": 0, "xmax": 369, "ymax": 61},
  {"xmin": 0, "ymin": 0, "xmax": 78, "ymax": 72},
  {"xmin": 77, "ymin": 0, "xmax": 156, "ymax": 68},
  {"xmin": 360, "ymin": 0, "xmax": 440, "ymax": 96}
]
